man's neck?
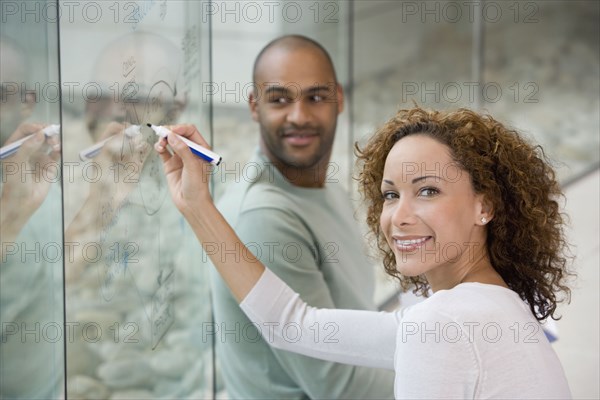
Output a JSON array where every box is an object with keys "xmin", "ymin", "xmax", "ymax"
[
  {"xmin": 275, "ymin": 161, "xmax": 329, "ymax": 188},
  {"xmin": 260, "ymin": 148, "xmax": 330, "ymax": 189}
]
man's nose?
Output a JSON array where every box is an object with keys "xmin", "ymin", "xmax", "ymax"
[{"xmin": 286, "ymin": 100, "xmax": 312, "ymax": 125}]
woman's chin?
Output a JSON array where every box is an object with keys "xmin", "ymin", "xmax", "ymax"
[
  {"xmin": 394, "ymin": 255, "xmax": 438, "ymax": 277},
  {"xmin": 394, "ymin": 264, "xmax": 425, "ymax": 278}
]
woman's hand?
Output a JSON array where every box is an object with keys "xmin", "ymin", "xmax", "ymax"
[
  {"xmin": 154, "ymin": 123, "xmax": 265, "ymax": 302},
  {"xmin": 154, "ymin": 124, "xmax": 214, "ymax": 218}
]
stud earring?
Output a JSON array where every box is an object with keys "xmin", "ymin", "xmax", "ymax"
[{"xmin": 481, "ymin": 217, "xmax": 487, "ymax": 224}]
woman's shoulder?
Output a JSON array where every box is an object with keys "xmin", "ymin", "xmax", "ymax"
[{"xmin": 403, "ymin": 283, "xmax": 534, "ymax": 325}]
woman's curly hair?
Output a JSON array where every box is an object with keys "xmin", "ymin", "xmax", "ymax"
[{"xmin": 356, "ymin": 106, "xmax": 573, "ymax": 321}]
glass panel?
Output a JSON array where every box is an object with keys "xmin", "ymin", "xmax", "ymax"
[
  {"xmin": 1, "ymin": 0, "xmax": 65, "ymax": 398},
  {"xmin": 58, "ymin": 1, "xmax": 213, "ymax": 398},
  {"xmin": 482, "ymin": 0, "xmax": 600, "ymax": 182},
  {"xmin": 353, "ymin": 0, "xmax": 474, "ymax": 129},
  {"xmin": 210, "ymin": 1, "xmax": 352, "ymax": 397},
  {"xmin": 212, "ymin": 0, "xmax": 351, "ymax": 195},
  {"xmin": 352, "ymin": 0, "xmax": 600, "ymax": 307},
  {"xmin": 352, "ymin": 0, "xmax": 474, "ymax": 304}
]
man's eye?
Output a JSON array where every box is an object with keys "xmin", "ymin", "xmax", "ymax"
[
  {"xmin": 268, "ymin": 96, "xmax": 289, "ymax": 104},
  {"xmin": 312, "ymin": 95, "xmax": 323, "ymax": 102}
]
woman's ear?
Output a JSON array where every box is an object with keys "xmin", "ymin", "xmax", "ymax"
[{"xmin": 476, "ymin": 194, "xmax": 494, "ymax": 225}]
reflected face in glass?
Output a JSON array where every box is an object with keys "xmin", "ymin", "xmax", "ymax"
[
  {"xmin": 85, "ymin": 33, "xmax": 185, "ymax": 141},
  {"xmin": 379, "ymin": 135, "xmax": 487, "ymax": 285},
  {"xmin": 0, "ymin": 39, "xmax": 34, "ymax": 144},
  {"xmin": 250, "ymin": 47, "xmax": 343, "ymax": 169},
  {"xmin": 85, "ymin": 82, "xmax": 181, "ymax": 141}
]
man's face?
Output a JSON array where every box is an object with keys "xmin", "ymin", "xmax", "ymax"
[
  {"xmin": 250, "ymin": 47, "xmax": 343, "ymax": 169},
  {"xmin": 0, "ymin": 42, "xmax": 33, "ymax": 145},
  {"xmin": 85, "ymin": 38, "xmax": 185, "ymax": 141}
]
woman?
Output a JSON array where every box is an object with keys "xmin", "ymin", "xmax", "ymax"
[{"xmin": 155, "ymin": 107, "xmax": 572, "ymax": 399}]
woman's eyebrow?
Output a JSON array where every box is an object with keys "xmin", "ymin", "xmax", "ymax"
[
  {"xmin": 382, "ymin": 175, "xmax": 446, "ymax": 186},
  {"xmin": 411, "ymin": 175, "xmax": 445, "ymax": 184}
]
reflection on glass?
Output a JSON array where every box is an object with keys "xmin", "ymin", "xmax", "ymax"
[
  {"xmin": 351, "ymin": 1, "xmax": 473, "ymax": 305},
  {"xmin": 211, "ymin": 0, "xmax": 351, "ymax": 194},
  {"xmin": 0, "ymin": 4, "xmax": 64, "ymax": 398},
  {"xmin": 210, "ymin": 2, "xmax": 355, "ymax": 397},
  {"xmin": 350, "ymin": 0, "xmax": 600, "ymax": 305},
  {"xmin": 482, "ymin": 0, "xmax": 600, "ymax": 181},
  {"xmin": 60, "ymin": 3, "xmax": 213, "ymax": 399}
]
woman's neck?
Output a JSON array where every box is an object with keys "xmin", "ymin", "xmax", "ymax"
[{"xmin": 427, "ymin": 249, "xmax": 508, "ymax": 292}]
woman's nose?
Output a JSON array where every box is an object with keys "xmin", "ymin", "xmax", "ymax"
[{"xmin": 391, "ymin": 197, "xmax": 417, "ymax": 226}]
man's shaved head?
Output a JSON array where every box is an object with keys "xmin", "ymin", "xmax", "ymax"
[
  {"xmin": 252, "ymin": 35, "xmax": 338, "ymax": 84},
  {"xmin": 248, "ymin": 35, "xmax": 344, "ymax": 185}
]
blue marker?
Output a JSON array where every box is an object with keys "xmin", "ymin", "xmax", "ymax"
[
  {"xmin": 147, "ymin": 123, "xmax": 222, "ymax": 166},
  {"xmin": 0, "ymin": 124, "xmax": 60, "ymax": 160},
  {"xmin": 79, "ymin": 125, "xmax": 141, "ymax": 161}
]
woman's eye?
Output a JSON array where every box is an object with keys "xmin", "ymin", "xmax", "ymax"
[
  {"xmin": 419, "ymin": 187, "xmax": 439, "ymax": 197},
  {"xmin": 382, "ymin": 191, "xmax": 398, "ymax": 200}
]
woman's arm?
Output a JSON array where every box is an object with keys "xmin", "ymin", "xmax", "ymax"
[
  {"xmin": 155, "ymin": 125, "xmax": 264, "ymax": 302},
  {"xmin": 1, "ymin": 123, "xmax": 59, "ymax": 248},
  {"xmin": 155, "ymin": 125, "xmax": 398, "ymax": 369},
  {"xmin": 242, "ymin": 267, "xmax": 398, "ymax": 369}
]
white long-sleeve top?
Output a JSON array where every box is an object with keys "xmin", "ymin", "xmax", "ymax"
[{"xmin": 240, "ymin": 269, "xmax": 572, "ymax": 399}]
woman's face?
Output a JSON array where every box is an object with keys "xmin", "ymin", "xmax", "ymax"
[{"xmin": 379, "ymin": 134, "xmax": 490, "ymax": 290}]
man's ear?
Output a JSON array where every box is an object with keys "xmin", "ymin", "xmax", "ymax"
[
  {"xmin": 248, "ymin": 90, "xmax": 259, "ymax": 122},
  {"xmin": 336, "ymin": 83, "xmax": 344, "ymax": 114},
  {"xmin": 20, "ymin": 91, "xmax": 36, "ymax": 120}
]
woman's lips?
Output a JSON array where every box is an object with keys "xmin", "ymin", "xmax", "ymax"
[{"xmin": 392, "ymin": 236, "xmax": 432, "ymax": 251}]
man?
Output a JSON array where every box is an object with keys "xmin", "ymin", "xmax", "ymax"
[{"xmin": 210, "ymin": 35, "xmax": 394, "ymax": 399}]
